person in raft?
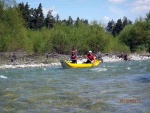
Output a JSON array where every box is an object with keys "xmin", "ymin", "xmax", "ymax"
[
  {"xmin": 70, "ymin": 50, "xmax": 77, "ymax": 63},
  {"xmin": 84, "ymin": 50, "xmax": 95, "ymax": 63}
]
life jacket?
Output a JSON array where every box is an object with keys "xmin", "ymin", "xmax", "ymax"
[
  {"xmin": 71, "ymin": 51, "xmax": 77, "ymax": 60},
  {"xmin": 87, "ymin": 53, "xmax": 94, "ymax": 61},
  {"xmin": 71, "ymin": 54, "xmax": 77, "ymax": 60}
]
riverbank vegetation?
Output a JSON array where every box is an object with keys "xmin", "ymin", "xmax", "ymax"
[{"xmin": 0, "ymin": 0, "xmax": 150, "ymax": 55}]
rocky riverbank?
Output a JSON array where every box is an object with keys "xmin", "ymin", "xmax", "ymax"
[
  {"xmin": 0, "ymin": 52, "xmax": 150, "ymax": 69},
  {"xmin": 0, "ymin": 52, "xmax": 68, "ymax": 69},
  {"xmin": 101, "ymin": 53, "xmax": 150, "ymax": 62}
]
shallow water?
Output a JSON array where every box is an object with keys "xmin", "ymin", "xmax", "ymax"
[{"xmin": 0, "ymin": 60, "xmax": 150, "ymax": 113}]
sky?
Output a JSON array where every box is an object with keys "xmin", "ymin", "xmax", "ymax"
[{"xmin": 16, "ymin": 0, "xmax": 150, "ymax": 24}]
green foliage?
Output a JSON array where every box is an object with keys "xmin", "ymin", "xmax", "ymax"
[
  {"xmin": 45, "ymin": 10, "xmax": 55, "ymax": 28},
  {"xmin": 0, "ymin": 1, "xmax": 32, "ymax": 52},
  {"xmin": 145, "ymin": 11, "xmax": 150, "ymax": 31},
  {"xmin": 112, "ymin": 19, "xmax": 123, "ymax": 36},
  {"xmin": 26, "ymin": 27, "xmax": 54, "ymax": 53},
  {"xmin": 18, "ymin": 2, "xmax": 30, "ymax": 28},
  {"xmin": 18, "ymin": 2, "xmax": 45, "ymax": 30},
  {"xmin": 106, "ymin": 17, "xmax": 132, "ymax": 37},
  {"xmin": 118, "ymin": 20, "xmax": 150, "ymax": 52},
  {"xmin": 0, "ymin": 1, "xmax": 149, "ymax": 54},
  {"xmin": 103, "ymin": 35, "xmax": 130, "ymax": 53},
  {"xmin": 145, "ymin": 11, "xmax": 150, "ymax": 22},
  {"xmin": 135, "ymin": 45, "xmax": 149, "ymax": 54}
]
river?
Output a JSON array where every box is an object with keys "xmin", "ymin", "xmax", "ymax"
[{"xmin": 0, "ymin": 60, "xmax": 150, "ymax": 113}]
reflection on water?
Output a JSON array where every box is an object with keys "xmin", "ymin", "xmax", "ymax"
[
  {"xmin": 135, "ymin": 74, "xmax": 150, "ymax": 83},
  {"xmin": 0, "ymin": 60, "xmax": 150, "ymax": 112}
]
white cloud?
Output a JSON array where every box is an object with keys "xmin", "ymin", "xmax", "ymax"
[
  {"xmin": 43, "ymin": 7, "xmax": 58, "ymax": 17},
  {"xmin": 109, "ymin": 6, "xmax": 125, "ymax": 15},
  {"xmin": 134, "ymin": 0, "xmax": 150, "ymax": 5},
  {"xmin": 108, "ymin": 0, "xmax": 126, "ymax": 4},
  {"xmin": 131, "ymin": 0, "xmax": 150, "ymax": 13},
  {"xmin": 132, "ymin": 5, "xmax": 150, "ymax": 12},
  {"xmin": 101, "ymin": 16, "xmax": 110, "ymax": 26},
  {"xmin": 103, "ymin": 16, "xmax": 110, "ymax": 22}
]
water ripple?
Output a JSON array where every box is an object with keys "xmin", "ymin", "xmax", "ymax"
[{"xmin": 0, "ymin": 60, "xmax": 150, "ymax": 112}]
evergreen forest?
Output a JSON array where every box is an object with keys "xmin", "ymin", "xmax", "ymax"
[{"xmin": 0, "ymin": 0, "xmax": 150, "ymax": 54}]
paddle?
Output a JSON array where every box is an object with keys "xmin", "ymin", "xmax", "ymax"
[{"xmin": 85, "ymin": 55, "xmax": 95, "ymax": 65}]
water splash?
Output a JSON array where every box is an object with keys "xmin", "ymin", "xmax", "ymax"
[
  {"xmin": 0, "ymin": 60, "xmax": 150, "ymax": 113},
  {"xmin": 91, "ymin": 67, "xmax": 107, "ymax": 72},
  {"xmin": 43, "ymin": 68, "xmax": 46, "ymax": 71},
  {"xmin": 126, "ymin": 67, "xmax": 131, "ymax": 70},
  {"xmin": 0, "ymin": 75, "xmax": 7, "ymax": 79}
]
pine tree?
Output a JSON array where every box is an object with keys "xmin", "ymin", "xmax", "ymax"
[
  {"xmin": 45, "ymin": 10, "xmax": 55, "ymax": 28},
  {"xmin": 75, "ymin": 17, "xmax": 80, "ymax": 27},
  {"xmin": 83, "ymin": 19, "xmax": 88, "ymax": 24},
  {"xmin": 145, "ymin": 11, "xmax": 150, "ymax": 30},
  {"xmin": 18, "ymin": 2, "xmax": 30, "ymax": 28},
  {"xmin": 0, "ymin": 1, "xmax": 4, "ymax": 18},
  {"xmin": 145, "ymin": 11, "xmax": 150, "ymax": 22},
  {"xmin": 122, "ymin": 16, "xmax": 132, "ymax": 28},
  {"xmin": 113, "ymin": 19, "xmax": 123, "ymax": 36},
  {"xmin": 106, "ymin": 20, "xmax": 115, "ymax": 34},
  {"xmin": 36, "ymin": 3, "xmax": 44, "ymax": 29},
  {"xmin": 29, "ymin": 8, "xmax": 37, "ymax": 29},
  {"xmin": 67, "ymin": 16, "xmax": 73, "ymax": 26},
  {"xmin": 55, "ymin": 14, "xmax": 59, "ymax": 24}
]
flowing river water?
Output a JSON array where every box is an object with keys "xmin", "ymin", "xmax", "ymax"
[{"xmin": 0, "ymin": 60, "xmax": 150, "ymax": 113}]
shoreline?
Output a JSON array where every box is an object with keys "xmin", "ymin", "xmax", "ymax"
[
  {"xmin": 102, "ymin": 54, "xmax": 150, "ymax": 63},
  {"xmin": 0, "ymin": 63, "xmax": 60, "ymax": 69},
  {"xmin": 0, "ymin": 52, "xmax": 150, "ymax": 69}
]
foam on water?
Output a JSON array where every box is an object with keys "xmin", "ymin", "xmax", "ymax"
[
  {"xmin": 43, "ymin": 68, "xmax": 46, "ymax": 71},
  {"xmin": 91, "ymin": 67, "xmax": 107, "ymax": 72},
  {"xmin": 0, "ymin": 60, "xmax": 150, "ymax": 113},
  {"xmin": 126, "ymin": 67, "xmax": 131, "ymax": 70},
  {"xmin": 0, "ymin": 75, "xmax": 7, "ymax": 79}
]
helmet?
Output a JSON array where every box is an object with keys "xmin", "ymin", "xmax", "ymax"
[{"xmin": 89, "ymin": 50, "xmax": 92, "ymax": 53}]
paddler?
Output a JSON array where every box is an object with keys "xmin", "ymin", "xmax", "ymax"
[
  {"xmin": 70, "ymin": 50, "xmax": 77, "ymax": 63},
  {"xmin": 84, "ymin": 50, "xmax": 95, "ymax": 63}
]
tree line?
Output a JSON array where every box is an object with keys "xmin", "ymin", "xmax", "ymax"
[
  {"xmin": 0, "ymin": 0, "xmax": 150, "ymax": 54},
  {"xmin": 18, "ymin": 2, "xmax": 89, "ymax": 30}
]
